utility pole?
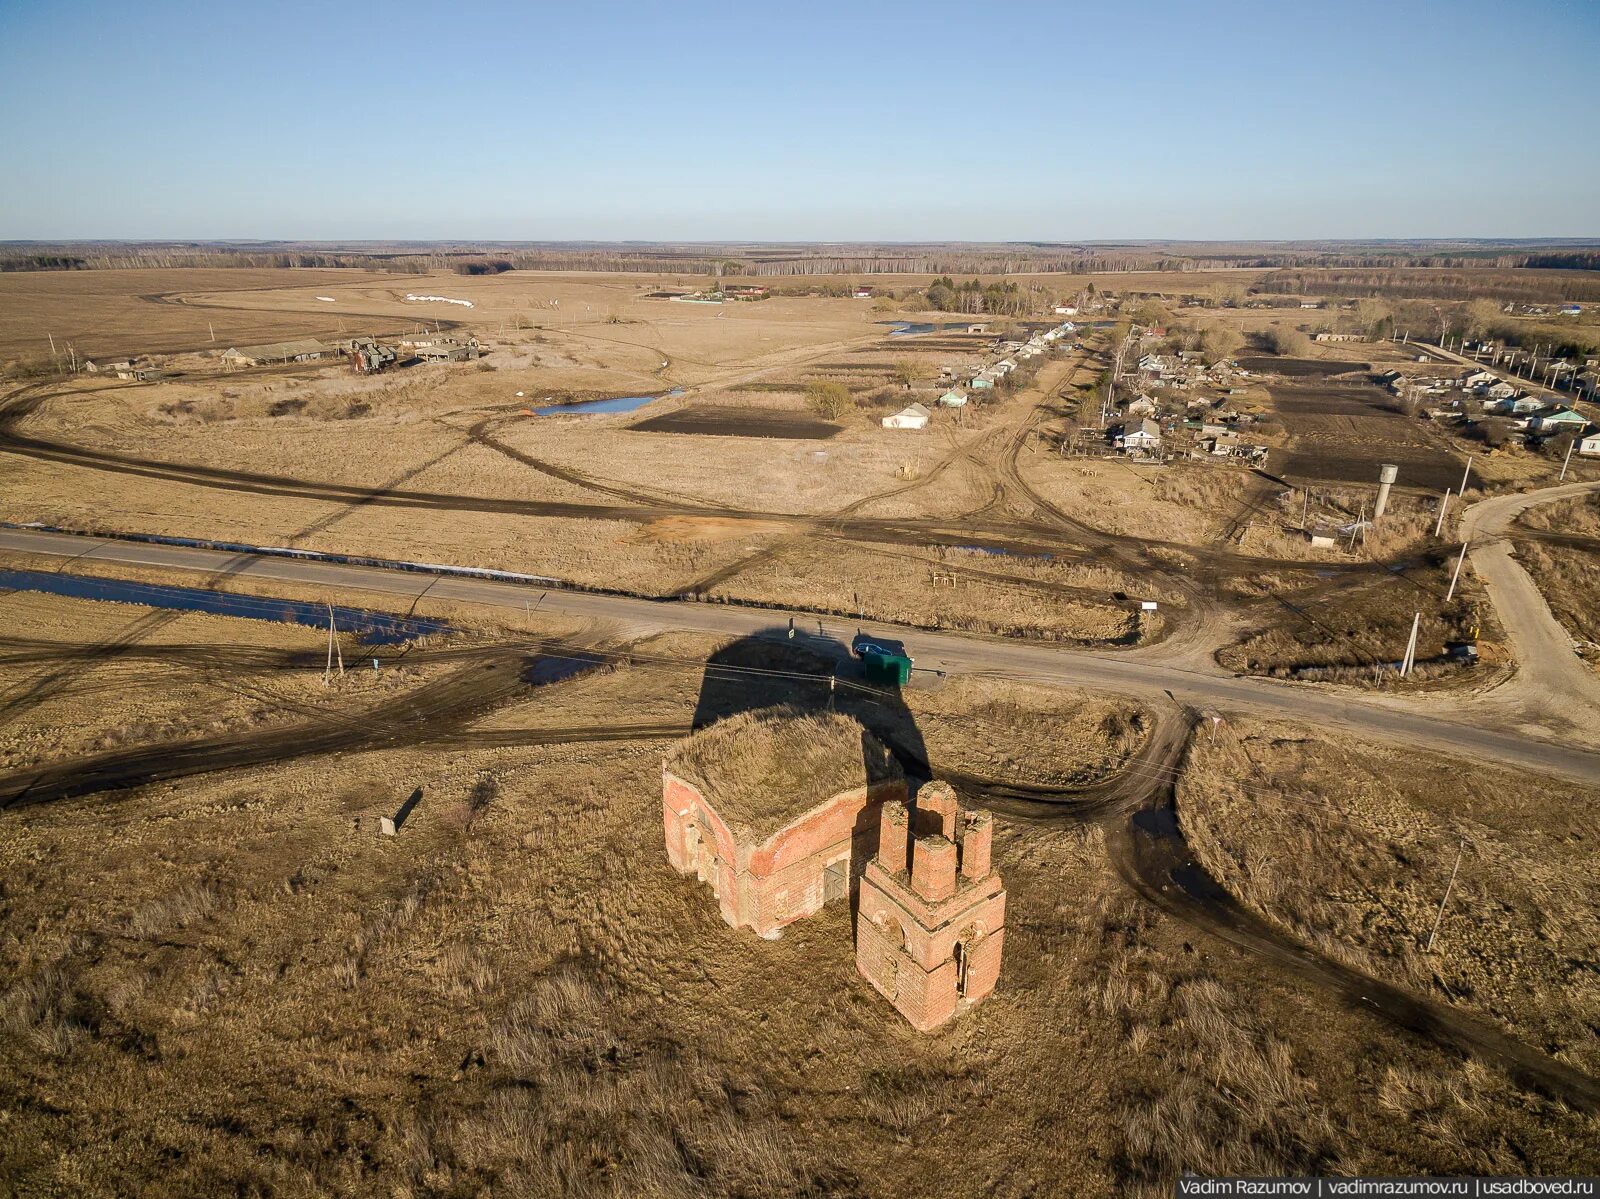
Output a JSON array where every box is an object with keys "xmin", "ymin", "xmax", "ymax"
[
  {"xmin": 1446, "ymin": 541, "xmax": 1469, "ymax": 602},
  {"xmin": 1424, "ymin": 839, "xmax": 1466, "ymax": 953},
  {"xmin": 1560, "ymin": 437, "xmax": 1576, "ymax": 482},
  {"xmin": 324, "ymin": 604, "xmax": 344, "ymax": 682},
  {"xmin": 1458, "ymin": 453, "xmax": 1474, "ymax": 498},
  {"xmin": 1434, "ymin": 488, "xmax": 1452, "ymax": 537},
  {"xmin": 1400, "ymin": 611, "xmax": 1421, "ymax": 677}
]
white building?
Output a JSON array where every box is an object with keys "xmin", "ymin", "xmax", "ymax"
[
  {"xmin": 882, "ymin": 402, "xmax": 931, "ymax": 430},
  {"xmin": 1121, "ymin": 419, "xmax": 1162, "ymax": 455}
]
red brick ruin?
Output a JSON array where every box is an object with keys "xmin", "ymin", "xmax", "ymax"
[
  {"xmin": 855, "ymin": 781, "xmax": 1006, "ymax": 1031},
  {"xmin": 662, "ymin": 725, "xmax": 1005, "ymax": 1032},
  {"xmin": 661, "ymin": 766, "xmax": 908, "ymax": 940}
]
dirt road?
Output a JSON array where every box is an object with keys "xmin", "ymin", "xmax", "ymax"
[
  {"xmin": 1459, "ymin": 478, "xmax": 1600, "ymax": 731},
  {"xmin": 6, "ymin": 526, "xmax": 1600, "ymax": 788}
]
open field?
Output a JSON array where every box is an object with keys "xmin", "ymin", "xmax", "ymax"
[
  {"xmin": 4, "ymin": 594, "xmax": 1597, "ymax": 1195},
  {"xmin": 1268, "ymin": 379, "xmax": 1466, "ymax": 492},
  {"xmin": 630, "ymin": 405, "xmax": 842, "ymax": 439},
  {"xmin": 1179, "ymin": 718, "xmax": 1600, "ymax": 1075}
]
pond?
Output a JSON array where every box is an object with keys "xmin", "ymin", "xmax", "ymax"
[
  {"xmin": 0, "ymin": 569, "xmax": 452, "ymax": 644},
  {"xmin": 886, "ymin": 322, "xmax": 977, "ymax": 337},
  {"xmin": 534, "ymin": 387, "xmax": 684, "ymax": 416}
]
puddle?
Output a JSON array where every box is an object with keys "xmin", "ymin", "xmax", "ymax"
[
  {"xmin": 948, "ymin": 544, "xmax": 1056, "ymax": 561},
  {"xmin": 534, "ymin": 387, "xmax": 683, "ymax": 416},
  {"xmin": 0, "ymin": 569, "xmax": 452, "ymax": 644}
]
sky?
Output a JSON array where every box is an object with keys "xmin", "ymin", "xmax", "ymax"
[{"xmin": 1, "ymin": 0, "xmax": 1596, "ymax": 241}]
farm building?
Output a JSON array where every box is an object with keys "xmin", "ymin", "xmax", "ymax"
[
  {"xmin": 882, "ymin": 403, "xmax": 931, "ymax": 430},
  {"xmin": 221, "ymin": 339, "xmax": 331, "ymax": 368},
  {"xmin": 412, "ymin": 338, "xmax": 480, "ymax": 363},
  {"xmin": 855, "ymin": 781, "xmax": 1006, "ymax": 1032},
  {"xmin": 852, "ymin": 286, "xmax": 874, "ymax": 299},
  {"xmin": 115, "ymin": 364, "xmax": 167, "ymax": 382},
  {"xmin": 662, "ymin": 709, "xmax": 907, "ymax": 940}
]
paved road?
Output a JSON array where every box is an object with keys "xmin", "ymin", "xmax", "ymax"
[
  {"xmin": 1459, "ymin": 479, "xmax": 1600, "ymax": 727},
  {"xmin": 6, "ymin": 526, "xmax": 1600, "ymax": 787}
]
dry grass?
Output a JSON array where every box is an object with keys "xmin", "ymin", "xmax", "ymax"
[
  {"xmin": 705, "ymin": 538, "xmax": 1150, "ymax": 645},
  {"xmin": 1217, "ymin": 552, "xmax": 1500, "ymax": 688},
  {"xmin": 1513, "ymin": 539, "xmax": 1600, "ymax": 652},
  {"xmin": 1079, "ymin": 891, "xmax": 1340, "ymax": 1193},
  {"xmin": 1178, "ymin": 720, "xmax": 1600, "ymax": 1074},
  {"xmin": 667, "ymin": 706, "xmax": 897, "ymax": 837},
  {"xmin": 2, "ymin": 627, "xmax": 1596, "ymax": 1193}
]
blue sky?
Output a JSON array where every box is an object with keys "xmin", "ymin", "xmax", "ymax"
[{"xmin": 1, "ymin": 0, "xmax": 1595, "ymax": 240}]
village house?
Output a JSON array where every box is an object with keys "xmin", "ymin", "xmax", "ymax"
[
  {"xmin": 938, "ymin": 389, "xmax": 968, "ymax": 408},
  {"xmin": 1531, "ymin": 407, "xmax": 1588, "ymax": 434},
  {"xmin": 852, "ymin": 285, "xmax": 873, "ymax": 299},
  {"xmin": 1579, "ymin": 432, "xmax": 1600, "ymax": 457},
  {"xmin": 882, "ymin": 402, "xmax": 931, "ymax": 430},
  {"xmin": 221, "ymin": 339, "xmax": 332, "ymax": 368},
  {"xmin": 662, "ymin": 710, "xmax": 908, "ymax": 939},
  {"xmin": 1120, "ymin": 418, "xmax": 1162, "ymax": 457}
]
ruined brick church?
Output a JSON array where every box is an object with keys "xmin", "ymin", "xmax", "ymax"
[{"xmin": 662, "ymin": 707, "xmax": 1005, "ymax": 1031}]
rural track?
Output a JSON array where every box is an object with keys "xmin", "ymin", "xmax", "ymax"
[
  {"xmin": 1105, "ymin": 720, "xmax": 1600, "ymax": 1114},
  {"xmin": 9, "ymin": 526, "xmax": 1600, "ymax": 790},
  {"xmin": 0, "ymin": 645, "xmax": 577, "ymax": 810},
  {"xmin": 0, "ymin": 381, "xmax": 1424, "ymax": 584}
]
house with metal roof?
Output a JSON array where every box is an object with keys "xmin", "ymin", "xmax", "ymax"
[
  {"xmin": 882, "ymin": 402, "xmax": 931, "ymax": 430},
  {"xmin": 221, "ymin": 339, "xmax": 331, "ymax": 367}
]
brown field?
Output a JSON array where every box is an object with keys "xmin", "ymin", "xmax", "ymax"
[
  {"xmin": 629, "ymin": 405, "xmax": 843, "ymax": 439},
  {"xmin": 1270, "ymin": 380, "xmax": 1466, "ymax": 492},
  {"xmin": 1179, "ymin": 719, "xmax": 1600, "ymax": 1074},
  {"xmin": 4, "ymin": 594, "xmax": 1596, "ymax": 1195}
]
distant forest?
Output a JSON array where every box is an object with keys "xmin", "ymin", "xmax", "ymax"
[{"xmin": 3, "ymin": 241, "xmax": 1599, "ymax": 281}]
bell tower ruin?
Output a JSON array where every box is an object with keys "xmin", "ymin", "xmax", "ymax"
[{"xmin": 854, "ymin": 781, "xmax": 1006, "ymax": 1031}]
